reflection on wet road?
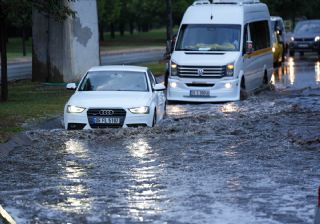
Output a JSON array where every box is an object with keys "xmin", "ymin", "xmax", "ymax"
[
  {"xmin": 0, "ymin": 56, "xmax": 320, "ymax": 224},
  {"xmin": 272, "ymin": 54, "xmax": 320, "ymax": 90}
]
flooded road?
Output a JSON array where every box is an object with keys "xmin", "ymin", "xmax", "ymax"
[{"xmin": 0, "ymin": 55, "xmax": 320, "ymax": 224}]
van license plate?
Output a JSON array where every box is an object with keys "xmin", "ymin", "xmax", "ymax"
[
  {"xmin": 190, "ymin": 90, "xmax": 210, "ymax": 97},
  {"xmin": 94, "ymin": 117, "xmax": 121, "ymax": 124}
]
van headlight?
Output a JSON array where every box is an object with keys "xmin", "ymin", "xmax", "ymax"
[
  {"xmin": 129, "ymin": 106, "xmax": 150, "ymax": 114},
  {"xmin": 67, "ymin": 105, "xmax": 86, "ymax": 113},
  {"xmin": 315, "ymin": 36, "xmax": 320, "ymax": 42},
  {"xmin": 226, "ymin": 63, "xmax": 234, "ymax": 76},
  {"xmin": 170, "ymin": 62, "xmax": 178, "ymax": 77}
]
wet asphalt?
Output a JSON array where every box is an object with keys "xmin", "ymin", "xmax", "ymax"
[{"xmin": 0, "ymin": 54, "xmax": 320, "ymax": 224}]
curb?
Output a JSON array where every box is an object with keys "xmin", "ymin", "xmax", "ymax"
[
  {"xmin": 0, "ymin": 205, "xmax": 16, "ymax": 224},
  {"xmin": 0, "ymin": 133, "xmax": 32, "ymax": 159}
]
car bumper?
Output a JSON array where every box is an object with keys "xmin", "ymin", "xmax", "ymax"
[
  {"xmin": 64, "ymin": 110, "xmax": 153, "ymax": 130},
  {"xmin": 167, "ymin": 78, "xmax": 240, "ymax": 102},
  {"xmin": 289, "ymin": 42, "xmax": 320, "ymax": 52}
]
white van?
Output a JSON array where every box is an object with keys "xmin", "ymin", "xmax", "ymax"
[{"xmin": 167, "ymin": 0, "xmax": 273, "ymax": 102}]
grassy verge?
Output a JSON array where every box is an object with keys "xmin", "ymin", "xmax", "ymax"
[
  {"xmin": 7, "ymin": 38, "xmax": 32, "ymax": 60},
  {"xmin": 0, "ymin": 81, "xmax": 72, "ymax": 143}
]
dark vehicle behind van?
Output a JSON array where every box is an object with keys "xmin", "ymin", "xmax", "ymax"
[{"xmin": 289, "ymin": 20, "xmax": 320, "ymax": 57}]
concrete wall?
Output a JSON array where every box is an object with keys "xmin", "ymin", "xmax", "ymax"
[{"xmin": 32, "ymin": 0, "xmax": 99, "ymax": 83}]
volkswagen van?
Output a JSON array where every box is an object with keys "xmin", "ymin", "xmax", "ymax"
[{"xmin": 167, "ymin": 0, "xmax": 273, "ymax": 102}]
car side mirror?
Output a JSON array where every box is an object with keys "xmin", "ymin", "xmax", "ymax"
[
  {"xmin": 153, "ymin": 83, "xmax": 166, "ymax": 91},
  {"xmin": 66, "ymin": 83, "xmax": 77, "ymax": 90},
  {"xmin": 246, "ymin": 41, "xmax": 253, "ymax": 54}
]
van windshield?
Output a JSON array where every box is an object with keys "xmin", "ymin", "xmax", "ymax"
[{"xmin": 176, "ymin": 24, "xmax": 241, "ymax": 52}]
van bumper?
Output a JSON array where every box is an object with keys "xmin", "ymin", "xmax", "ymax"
[{"xmin": 167, "ymin": 78, "xmax": 240, "ymax": 102}]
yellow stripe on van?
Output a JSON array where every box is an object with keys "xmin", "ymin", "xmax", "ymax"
[{"xmin": 245, "ymin": 47, "xmax": 272, "ymax": 58}]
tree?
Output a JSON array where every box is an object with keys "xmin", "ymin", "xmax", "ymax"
[
  {"xmin": 166, "ymin": 0, "xmax": 173, "ymax": 41},
  {"xmin": 0, "ymin": 0, "xmax": 75, "ymax": 102}
]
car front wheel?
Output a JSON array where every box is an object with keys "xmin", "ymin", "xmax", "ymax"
[{"xmin": 152, "ymin": 109, "xmax": 157, "ymax": 127}]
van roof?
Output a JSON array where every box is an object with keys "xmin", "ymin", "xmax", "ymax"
[{"xmin": 182, "ymin": 2, "xmax": 269, "ymax": 25}]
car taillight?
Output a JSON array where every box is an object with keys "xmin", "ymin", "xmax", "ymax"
[{"xmin": 318, "ymin": 186, "xmax": 320, "ymax": 208}]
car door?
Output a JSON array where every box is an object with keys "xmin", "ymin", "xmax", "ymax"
[
  {"xmin": 147, "ymin": 70, "xmax": 165, "ymax": 119},
  {"xmin": 243, "ymin": 24, "xmax": 257, "ymax": 91}
]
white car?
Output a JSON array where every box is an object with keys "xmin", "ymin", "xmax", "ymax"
[{"xmin": 64, "ymin": 66, "xmax": 166, "ymax": 130}]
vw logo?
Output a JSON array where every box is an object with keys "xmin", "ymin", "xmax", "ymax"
[
  {"xmin": 99, "ymin": 110, "xmax": 114, "ymax": 116},
  {"xmin": 197, "ymin": 68, "xmax": 204, "ymax": 76}
]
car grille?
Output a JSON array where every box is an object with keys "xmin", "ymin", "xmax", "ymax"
[
  {"xmin": 295, "ymin": 38, "xmax": 314, "ymax": 42},
  {"xmin": 87, "ymin": 108, "xmax": 126, "ymax": 128},
  {"xmin": 177, "ymin": 65, "xmax": 226, "ymax": 78}
]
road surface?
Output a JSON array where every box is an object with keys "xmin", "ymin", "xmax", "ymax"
[
  {"xmin": 0, "ymin": 54, "xmax": 319, "ymax": 223},
  {"xmin": 2, "ymin": 49, "xmax": 165, "ymax": 82}
]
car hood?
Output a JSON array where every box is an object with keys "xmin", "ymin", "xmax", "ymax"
[
  {"xmin": 293, "ymin": 32, "xmax": 319, "ymax": 38},
  {"xmin": 171, "ymin": 51, "xmax": 241, "ymax": 66},
  {"xmin": 67, "ymin": 91, "xmax": 152, "ymax": 108}
]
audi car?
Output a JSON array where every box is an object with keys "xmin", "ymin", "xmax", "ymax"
[
  {"xmin": 64, "ymin": 66, "xmax": 166, "ymax": 130},
  {"xmin": 289, "ymin": 20, "xmax": 320, "ymax": 57}
]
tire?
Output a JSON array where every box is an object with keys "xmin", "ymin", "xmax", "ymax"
[
  {"xmin": 152, "ymin": 109, "xmax": 157, "ymax": 127},
  {"xmin": 240, "ymin": 78, "xmax": 248, "ymax": 101},
  {"xmin": 289, "ymin": 50, "xmax": 295, "ymax": 57}
]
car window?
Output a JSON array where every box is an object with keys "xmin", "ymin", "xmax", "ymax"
[
  {"xmin": 249, "ymin": 20, "xmax": 270, "ymax": 51},
  {"xmin": 295, "ymin": 22, "xmax": 320, "ymax": 34},
  {"xmin": 78, "ymin": 71, "xmax": 149, "ymax": 92}
]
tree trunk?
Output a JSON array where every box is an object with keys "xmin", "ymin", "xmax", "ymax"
[
  {"xmin": 22, "ymin": 25, "xmax": 27, "ymax": 56},
  {"xmin": 110, "ymin": 23, "xmax": 115, "ymax": 39},
  {"xmin": 119, "ymin": 23, "xmax": 125, "ymax": 36},
  {"xmin": 46, "ymin": 15, "xmax": 51, "ymax": 82},
  {"xmin": 129, "ymin": 22, "xmax": 134, "ymax": 35},
  {"xmin": 99, "ymin": 23, "xmax": 104, "ymax": 41},
  {"xmin": 166, "ymin": 0, "xmax": 173, "ymax": 41},
  {"xmin": 0, "ymin": 13, "xmax": 8, "ymax": 102}
]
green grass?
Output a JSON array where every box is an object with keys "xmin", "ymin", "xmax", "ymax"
[
  {"xmin": 141, "ymin": 62, "xmax": 166, "ymax": 76},
  {"xmin": 7, "ymin": 38, "xmax": 32, "ymax": 60},
  {"xmin": 100, "ymin": 27, "xmax": 178, "ymax": 51},
  {"xmin": 0, "ymin": 81, "xmax": 72, "ymax": 143}
]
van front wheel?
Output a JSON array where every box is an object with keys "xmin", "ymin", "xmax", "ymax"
[{"xmin": 240, "ymin": 78, "xmax": 248, "ymax": 101}]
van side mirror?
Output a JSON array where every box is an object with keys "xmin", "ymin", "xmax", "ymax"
[
  {"xmin": 276, "ymin": 27, "xmax": 282, "ymax": 36},
  {"xmin": 66, "ymin": 83, "xmax": 77, "ymax": 90},
  {"xmin": 246, "ymin": 41, "xmax": 253, "ymax": 54}
]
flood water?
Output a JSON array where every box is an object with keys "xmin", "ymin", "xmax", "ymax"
[{"xmin": 0, "ymin": 55, "xmax": 319, "ymax": 224}]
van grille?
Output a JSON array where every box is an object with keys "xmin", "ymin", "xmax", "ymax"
[
  {"xmin": 177, "ymin": 65, "xmax": 226, "ymax": 78},
  {"xmin": 295, "ymin": 38, "xmax": 314, "ymax": 42}
]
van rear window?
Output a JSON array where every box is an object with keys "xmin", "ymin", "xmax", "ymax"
[{"xmin": 176, "ymin": 24, "xmax": 241, "ymax": 52}]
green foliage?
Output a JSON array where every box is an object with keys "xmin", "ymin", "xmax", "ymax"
[
  {"xmin": 97, "ymin": 0, "xmax": 194, "ymax": 35},
  {"xmin": 261, "ymin": 0, "xmax": 320, "ymax": 21}
]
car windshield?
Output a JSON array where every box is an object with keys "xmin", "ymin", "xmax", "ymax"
[
  {"xmin": 175, "ymin": 24, "xmax": 241, "ymax": 52},
  {"xmin": 294, "ymin": 22, "xmax": 320, "ymax": 34},
  {"xmin": 78, "ymin": 71, "xmax": 149, "ymax": 92}
]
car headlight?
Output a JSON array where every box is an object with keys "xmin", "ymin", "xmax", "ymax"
[
  {"xmin": 67, "ymin": 105, "xmax": 86, "ymax": 113},
  {"xmin": 226, "ymin": 63, "xmax": 234, "ymax": 76},
  {"xmin": 129, "ymin": 106, "xmax": 150, "ymax": 114},
  {"xmin": 315, "ymin": 36, "xmax": 320, "ymax": 42},
  {"xmin": 170, "ymin": 61, "xmax": 178, "ymax": 77},
  {"xmin": 291, "ymin": 36, "xmax": 295, "ymax": 42}
]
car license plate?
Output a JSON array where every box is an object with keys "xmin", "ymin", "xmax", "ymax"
[
  {"xmin": 93, "ymin": 117, "xmax": 121, "ymax": 124},
  {"xmin": 298, "ymin": 44, "xmax": 308, "ymax": 48},
  {"xmin": 190, "ymin": 90, "xmax": 210, "ymax": 97}
]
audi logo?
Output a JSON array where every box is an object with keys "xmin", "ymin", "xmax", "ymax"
[
  {"xmin": 197, "ymin": 68, "xmax": 204, "ymax": 76},
  {"xmin": 99, "ymin": 110, "xmax": 114, "ymax": 116}
]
